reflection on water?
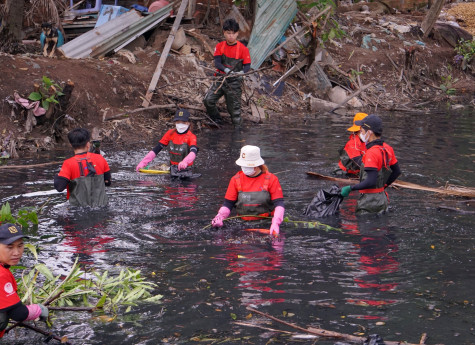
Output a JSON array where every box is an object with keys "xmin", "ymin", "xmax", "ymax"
[{"xmin": 0, "ymin": 111, "xmax": 474, "ymax": 344}]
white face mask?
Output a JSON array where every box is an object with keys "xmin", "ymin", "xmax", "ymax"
[
  {"xmin": 241, "ymin": 166, "xmax": 256, "ymax": 176},
  {"xmin": 176, "ymin": 123, "xmax": 189, "ymax": 133},
  {"xmin": 359, "ymin": 131, "xmax": 370, "ymax": 143}
]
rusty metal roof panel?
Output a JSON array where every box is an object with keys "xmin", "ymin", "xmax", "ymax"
[
  {"xmin": 248, "ymin": 0, "xmax": 298, "ymax": 69},
  {"xmin": 59, "ymin": 5, "xmax": 171, "ymax": 59}
]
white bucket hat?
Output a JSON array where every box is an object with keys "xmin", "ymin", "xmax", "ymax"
[{"xmin": 235, "ymin": 145, "xmax": 265, "ymax": 167}]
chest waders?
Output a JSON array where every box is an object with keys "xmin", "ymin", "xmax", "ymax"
[
  {"xmin": 0, "ymin": 312, "xmax": 8, "ymax": 332},
  {"xmin": 168, "ymin": 136, "xmax": 192, "ymax": 178},
  {"xmin": 338, "ymin": 147, "xmax": 361, "ymax": 174},
  {"xmin": 235, "ymin": 173, "xmax": 274, "ymax": 220},
  {"xmin": 203, "ymin": 44, "xmax": 244, "ymax": 126},
  {"xmin": 356, "ymin": 147, "xmax": 393, "ymax": 214},
  {"xmin": 69, "ymin": 155, "xmax": 108, "ymax": 207}
]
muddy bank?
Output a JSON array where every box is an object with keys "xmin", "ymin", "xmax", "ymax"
[{"xmin": 0, "ymin": 3, "xmax": 474, "ymax": 159}]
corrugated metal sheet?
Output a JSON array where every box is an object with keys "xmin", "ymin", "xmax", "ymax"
[
  {"xmin": 59, "ymin": 5, "xmax": 171, "ymax": 59},
  {"xmin": 248, "ymin": 0, "xmax": 298, "ymax": 69},
  {"xmin": 95, "ymin": 5, "xmax": 129, "ymax": 28}
]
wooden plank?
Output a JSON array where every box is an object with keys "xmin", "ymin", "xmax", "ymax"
[
  {"xmin": 142, "ymin": 0, "xmax": 189, "ymax": 107},
  {"xmin": 421, "ymin": 0, "xmax": 445, "ymax": 38},
  {"xmin": 187, "ymin": 0, "xmax": 196, "ymax": 19},
  {"xmin": 306, "ymin": 171, "xmax": 475, "ymax": 198}
]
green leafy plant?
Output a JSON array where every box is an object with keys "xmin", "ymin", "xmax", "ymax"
[
  {"xmin": 298, "ymin": 0, "xmax": 336, "ymax": 11},
  {"xmin": 232, "ymin": 0, "xmax": 248, "ymax": 6},
  {"xmin": 321, "ymin": 20, "xmax": 346, "ymax": 42},
  {"xmin": 440, "ymin": 74, "xmax": 458, "ymax": 95},
  {"xmin": 454, "ymin": 38, "xmax": 475, "ymax": 71},
  {"xmin": 27, "ymin": 76, "xmax": 64, "ymax": 111},
  {"xmin": 0, "ymin": 202, "xmax": 38, "ymax": 229},
  {"xmin": 349, "ymin": 68, "xmax": 363, "ymax": 86}
]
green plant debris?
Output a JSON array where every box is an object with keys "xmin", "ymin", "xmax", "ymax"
[
  {"xmin": 15, "ymin": 256, "xmax": 163, "ymax": 317},
  {"xmin": 28, "ymin": 76, "xmax": 64, "ymax": 111},
  {"xmin": 0, "ymin": 202, "xmax": 38, "ymax": 229}
]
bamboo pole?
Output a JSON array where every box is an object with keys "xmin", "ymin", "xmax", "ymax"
[
  {"xmin": 247, "ymin": 307, "xmax": 364, "ymax": 343},
  {"xmin": 142, "ymin": 0, "xmax": 189, "ymax": 107},
  {"xmin": 0, "ymin": 161, "xmax": 63, "ymax": 169},
  {"xmin": 246, "ymin": 307, "xmax": 437, "ymax": 345}
]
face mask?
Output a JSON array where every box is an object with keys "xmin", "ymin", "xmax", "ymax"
[
  {"xmin": 176, "ymin": 123, "xmax": 189, "ymax": 133},
  {"xmin": 241, "ymin": 166, "xmax": 255, "ymax": 176},
  {"xmin": 359, "ymin": 131, "xmax": 370, "ymax": 143}
]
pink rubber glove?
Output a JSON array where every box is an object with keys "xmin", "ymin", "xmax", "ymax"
[
  {"xmin": 178, "ymin": 151, "xmax": 196, "ymax": 171},
  {"xmin": 25, "ymin": 304, "xmax": 48, "ymax": 321},
  {"xmin": 211, "ymin": 206, "xmax": 231, "ymax": 227},
  {"xmin": 270, "ymin": 206, "xmax": 285, "ymax": 237},
  {"xmin": 136, "ymin": 151, "xmax": 156, "ymax": 172}
]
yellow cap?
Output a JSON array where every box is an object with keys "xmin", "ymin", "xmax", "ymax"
[{"xmin": 347, "ymin": 112, "xmax": 368, "ymax": 132}]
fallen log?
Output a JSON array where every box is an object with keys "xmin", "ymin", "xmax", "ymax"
[{"xmin": 306, "ymin": 171, "xmax": 475, "ymax": 198}]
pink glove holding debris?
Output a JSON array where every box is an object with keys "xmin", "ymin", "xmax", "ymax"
[
  {"xmin": 177, "ymin": 152, "xmax": 196, "ymax": 171},
  {"xmin": 270, "ymin": 206, "xmax": 285, "ymax": 237},
  {"xmin": 136, "ymin": 151, "xmax": 156, "ymax": 172},
  {"xmin": 25, "ymin": 304, "xmax": 48, "ymax": 321},
  {"xmin": 212, "ymin": 206, "xmax": 231, "ymax": 227}
]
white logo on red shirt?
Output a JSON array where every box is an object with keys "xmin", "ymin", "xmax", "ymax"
[{"xmin": 4, "ymin": 282, "xmax": 14, "ymax": 294}]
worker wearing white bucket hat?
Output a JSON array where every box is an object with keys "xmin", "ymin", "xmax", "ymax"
[{"xmin": 211, "ymin": 145, "xmax": 285, "ymax": 237}]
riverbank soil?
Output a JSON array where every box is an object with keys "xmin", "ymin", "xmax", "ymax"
[{"xmin": 0, "ymin": 2, "xmax": 474, "ymax": 158}]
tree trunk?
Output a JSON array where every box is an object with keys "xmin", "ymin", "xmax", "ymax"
[
  {"xmin": 421, "ymin": 0, "xmax": 445, "ymax": 38},
  {"xmin": 0, "ymin": 0, "xmax": 26, "ymax": 53}
]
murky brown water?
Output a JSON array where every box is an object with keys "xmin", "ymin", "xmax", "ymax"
[{"xmin": 1, "ymin": 110, "xmax": 474, "ymax": 344}]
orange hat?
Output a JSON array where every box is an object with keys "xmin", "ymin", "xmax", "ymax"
[{"xmin": 347, "ymin": 112, "xmax": 368, "ymax": 132}]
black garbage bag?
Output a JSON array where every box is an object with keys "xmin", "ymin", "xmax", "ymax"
[
  {"xmin": 170, "ymin": 165, "xmax": 201, "ymax": 179},
  {"xmin": 303, "ymin": 184, "xmax": 343, "ymax": 218},
  {"xmin": 363, "ymin": 334, "xmax": 385, "ymax": 345}
]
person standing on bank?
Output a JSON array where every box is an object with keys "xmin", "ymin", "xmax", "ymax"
[
  {"xmin": 203, "ymin": 18, "xmax": 251, "ymax": 127},
  {"xmin": 337, "ymin": 112, "xmax": 368, "ymax": 176},
  {"xmin": 136, "ymin": 109, "xmax": 198, "ymax": 178},
  {"xmin": 0, "ymin": 224, "xmax": 48, "ymax": 338},
  {"xmin": 339, "ymin": 115, "xmax": 401, "ymax": 214},
  {"xmin": 54, "ymin": 128, "xmax": 111, "ymax": 207},
  {"xmin": 211, "ymin": 145, "xmax": 285, "ymax": 237}
]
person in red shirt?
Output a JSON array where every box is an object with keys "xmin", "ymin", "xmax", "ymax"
[
  {"xmin": 211, "ymin": 145, "xmax": 285, "ymax": 237},
  {"xmin": 337, "ymin": 112, "xmax": 368, "ymax": 176},
  {"xmin": 0, "ymin": 223, "xmax": 48, "ymax": 338},
  {"xmin": 136, "ymin": 109, "xmax": 199, "ymax": 178},
  {"xmin": 340, "ymin": 115, "xmax": 401, "ymax": 214},
  {"xmin": 203, "ymin": 18, "xmax": 251, "ymax": 127},
  {"xmin": 54, "ymin": 128, "xmax": 111, "ymax": 207}
]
